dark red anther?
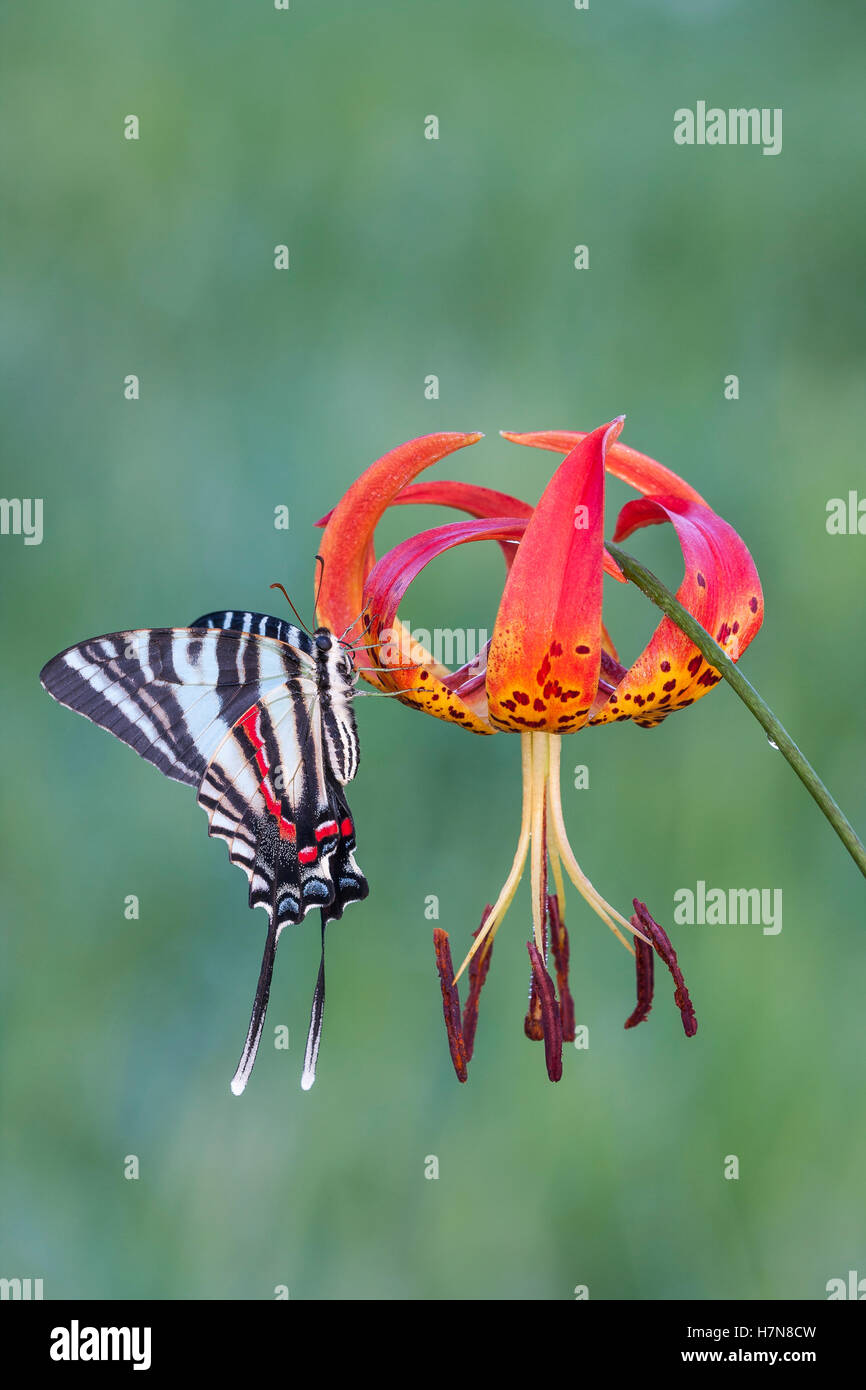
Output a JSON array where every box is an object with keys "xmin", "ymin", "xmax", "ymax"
[
  {"xmin": 527, "ymin": 941, "xmax": 563, "ymax": 1081},
  {"xmin": 433, "ymin": 929, "xmax": 468, "ymax": 1081},
  {"xmin": 624, "ymin": 933, "xmax": 654, "ymax": 1029},
  {"xmin": 462, "ymin": 906, "xmax": 494, "ymax": 1063},
  {"xmin": 524, "ymin": 903, "xmax": 548, "ymax": 1041},
  {"xmin": 548, "ymin": 893, "xmax": 576, "ymax": 1041},
  {"xmin": 630, "ymin": 900, "xmax": 698, "ymax": 1037},
  {"xmin": 524, "ymin": 985, "xmax": 544, "ymax": 1040}
]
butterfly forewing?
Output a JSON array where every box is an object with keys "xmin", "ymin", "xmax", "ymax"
[{"xmin": 39, "ymin": 627, "xmax": 298, "ymax": 787}]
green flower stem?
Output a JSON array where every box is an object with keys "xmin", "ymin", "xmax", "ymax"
[{"xmin": 606, "ymin": 542, "xmax": 866, "ymax": 881}]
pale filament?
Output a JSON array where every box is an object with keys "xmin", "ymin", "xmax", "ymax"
[{"xmin": 452, "ymin": 731, "xmax": 650, "ymax": 985}]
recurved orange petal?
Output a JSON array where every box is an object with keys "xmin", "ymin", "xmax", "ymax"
[
  {"xmin": 591, "ymin": 495, "xmax": 764, "ymax": 728},
  {"xmin": 362, "ymin": 516, "xmax": 528, "ymax": 734},
  {"xmin": 393, "ymin": 478, "xmax": 625, "ymax": 581},
  {"xmin": 485, "ymin": 419, "xmax": 623, "ymax": 734},
  {"xmin": 391, "ymin": 480, "xmax": 531, "ymax": 570},
  {"xmin": 315, "ymin": 432, "xmax": 483, "ymax": 642},
  {"xmin": 501, "ymin": 429, "xmax": 706, "ymax": 505}
]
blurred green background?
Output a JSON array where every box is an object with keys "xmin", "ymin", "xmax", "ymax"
[{"xmin": 2, "ymin": 0, "xmax": 865, "ymax": 1301}]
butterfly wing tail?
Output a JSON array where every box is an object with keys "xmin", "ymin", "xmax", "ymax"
[
  {"xmin": 301, "ymin": 918, "xmax": 327, "ymax": 1092},
  {"xmin": 299, "ymin": 795, "xmax": 369, "ymax": 1092},
  {"xmin": 230, "ymin": 910, "xmax": 279, "ymax": 1096}
]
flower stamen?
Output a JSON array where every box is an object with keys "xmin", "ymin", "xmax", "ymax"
[
  {"xmin": 545, "ymin": 735, "xmax": 648, "ymax": 953},
  {"xmin": 548, "ymin": 894, "xmax": 576, "ymax": 1041},
  {"xmin": 462, "ymin": 909, "xmax": 495, "ymax": 1063},
  {"xmin": 452, "ymin": 735, "xmax": 534, "ymax": 983},
  {"xmin": 529, "ymin": 732, "xmax": 549, "ymax": 955},
  {"xmin": 527, "ymin": 941, "xmax": 563, "ymax": 1082},
  {"xmin": 433, "ymin": 929, "xmax": 468, "ymax": 1081},
  {"xmin": 624, "ymin": 932, "xmax": 655, "ymax": 1029},
  {"xmin": 453, "ymin": 732, "xmax": 650, "ymax": 986},
  {"xmin": 630, "ymin": 900, "xmax": 698, "ymax": 1036}
]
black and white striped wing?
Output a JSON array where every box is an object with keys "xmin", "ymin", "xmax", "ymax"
[
  {"xmin": 190, "ymin": 611, "xmax": 368, "ymax": 929},
  {"xmin": 190, "ymin": 611, "xmax": 369, "ymax": 1095},
  {"xmin": 39, "ymin": 624, "xmax": 299, "ymax": 790},
  {"xmin": 40, "ymin": 611, "xmax": 369, "ymax": 1094}
]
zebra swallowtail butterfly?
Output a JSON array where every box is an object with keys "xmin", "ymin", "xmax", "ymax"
[{"xmin": 39, "ymin": 607, "xmax": 368, "ymax": 1094}]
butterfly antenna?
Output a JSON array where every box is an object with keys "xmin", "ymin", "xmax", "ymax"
[
  {"xmin": 270, "ymin": 581, "xmax": 312, "ymax": 635},
  {"xmin": 230, "ymin": 907, "xmax": 280, "ymax": 1096},
  {"xmin": 301, "ymin": 917, "xmax": 327, "ymax": 1091}
]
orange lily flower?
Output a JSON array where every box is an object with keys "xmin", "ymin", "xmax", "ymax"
[{"xmin": 316, "ymin": 422, "xmax": 763, "ymax": 1081}]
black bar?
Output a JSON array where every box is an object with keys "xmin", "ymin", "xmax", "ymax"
[{"xmin": 1, "ymin": 1298, "xmax": 861, "ymax": 1373}]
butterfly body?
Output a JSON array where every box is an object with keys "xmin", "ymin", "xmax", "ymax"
[{"xmin": 39, "ymin": 608, "xmax": 368, "ymax": 1093}]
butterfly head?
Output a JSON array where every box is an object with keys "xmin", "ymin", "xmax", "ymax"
[{"xmin": 313, "ymin": 626, "xmax": 355, "ymax": 687}]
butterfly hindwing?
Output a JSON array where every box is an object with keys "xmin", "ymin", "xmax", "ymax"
[
  {"xmin": 190, "ymin": 611, "xmax": 366, "ymax": 925},
  {"xmin": 200, "ymin": 682, "xmax": 342, "ymax": 927},
  {"xmin": 321, "ymin": 778, "xmax": 368, "ymax": 924}
]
